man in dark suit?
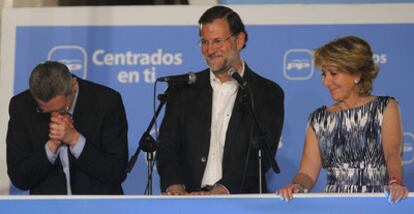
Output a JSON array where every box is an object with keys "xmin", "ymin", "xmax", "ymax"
[
  {"xmin": 6, "ymin": 61, "xmax": 128, "ymax": 194},
  {"xmin": 156, "ymin": 5, "xmax": 284, "ymax": 195}
]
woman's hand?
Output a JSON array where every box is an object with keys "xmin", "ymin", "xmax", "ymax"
[
  {"xmin": 385, "ymin": 183, "xmax": 409, "ymax": 203},
  {"xmin": 276, "ymin": 183, "xmax": 307, "ymax": 201}
]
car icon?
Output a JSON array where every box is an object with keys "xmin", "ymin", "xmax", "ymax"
[
  {"xmin": 287, "ymin": 59, "xmax": 310, "ymax": 70},
  {"xmin": 59, "ymin": 59, "xmax": 83, "ymax": 71},
  {"xmin": 404, "ymin": 143, "xmax": 413, "ymax": 152}
]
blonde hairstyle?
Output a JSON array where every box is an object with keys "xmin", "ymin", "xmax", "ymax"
[{"xmin": 313, "ymin": 36, "xmax": 379, "ymax": 96}]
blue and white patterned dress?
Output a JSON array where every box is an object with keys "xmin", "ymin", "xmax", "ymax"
[{"xmin": 308, "ymin": 96, "xmax": 394, "ymax": 193}]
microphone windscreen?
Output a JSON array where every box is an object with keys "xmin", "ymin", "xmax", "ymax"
[{"xmin": 228, "ymin": 68, "xmax": 246, "ymax": 90}]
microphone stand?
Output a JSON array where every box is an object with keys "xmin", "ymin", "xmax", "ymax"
[
  {"xmin": 125, "ymin": 87, "xmax": 169, "ymax": 195},
  {"xmin": 240, "ymin": 87, "xmax": 280, "ymax": 193}
]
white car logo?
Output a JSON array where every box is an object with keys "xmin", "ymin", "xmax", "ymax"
[
  {"xmin": 405, "ymin": 144, "xmax": 413, "ymax": 152},
  {"xmin": 403, "ymin": 132, "xmax": 414, "ymax": 165},
  {"xmin": 48, "ymin": 45, "xmax": 87, "ymax": 79},
  {"xmin": 287, "ymin": 59, "xmax": 311, "ymax": 70},
  {"xmin": 283, "ymin": 49, "xmax": 314, "ymax": 80},
  {"xmin": 59, "ymin": 59, "xmax": 83, "ymax": 71}
]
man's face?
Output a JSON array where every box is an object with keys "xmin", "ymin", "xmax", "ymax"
[
  {"xmin": 35, "ymin": 78, "xmax": 77, "ymax": 114},
  {"xmin": 35, "ymin": 94, "xmax": 71, "ymax": 114},
  {"xmin": 199, "ymin": 18, "xmax": 243, "ymax": 74}
]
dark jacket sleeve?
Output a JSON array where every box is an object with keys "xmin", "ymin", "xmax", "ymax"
[
  {"xmin": 217, "ymin": 78, "xmax": 285, "ymax": 193},
  {"xmin": 6, "ymin": 96, "xmax": 57, "ymax": 191},
  {"xmin": 258, "ymin": 82, "xmax": 284, "ymax": 173},
  {"xmin": 156, "ymin": 90, "xmax": 186, "ymax": 192},
  {"xmin": 70, "ymin": 91, "xmax": 129, "ymax": 186}
]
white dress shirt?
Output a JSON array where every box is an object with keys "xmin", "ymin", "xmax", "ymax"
[{"xmin": 201, "ymin": 63, "xmax": 245, "ymax": 187}]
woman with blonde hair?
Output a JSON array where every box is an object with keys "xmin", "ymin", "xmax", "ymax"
[{"xmin": 277, "ymin": 36, "xmax": 409, "ymax": 203}]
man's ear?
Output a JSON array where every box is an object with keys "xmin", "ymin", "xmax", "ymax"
[
  {"xmin": 236, "ymin": 32, "xmax": 246, "ymax": 51},
  {"xmin": 71, "ymin": 77, "xmax": 78, "ymax": 91}
]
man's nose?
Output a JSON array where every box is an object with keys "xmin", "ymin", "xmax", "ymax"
[{"xmin": 204, "ymin": 43, "xmax": 218, "ymax": 54}]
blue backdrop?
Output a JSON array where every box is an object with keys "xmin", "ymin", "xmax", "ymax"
[{"xmin": 9, "ymin": 22, "xmax": 413, "ymax": 194}]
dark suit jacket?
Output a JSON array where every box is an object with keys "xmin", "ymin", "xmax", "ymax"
[
  {"xmin": 6, "ymin": 78, "xmax": 128, "ymax": 194},
  {"xmin": 156, "ymin": 64, "xmax": 284, "ymax": 193}
]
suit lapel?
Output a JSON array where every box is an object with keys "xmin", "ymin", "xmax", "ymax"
[
  {"xmin": 71, "ymin": 79, "xmax": 88, "ymax": 130},
  {"xmin": 223, "ymin": 66, "xmax": 254, "ymax": 159},
  {"xmin": 223, "ymin": 90, "xmax": 245, "ymax": 159}
]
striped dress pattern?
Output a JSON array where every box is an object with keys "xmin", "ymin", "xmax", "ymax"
[{"xmin": 309, "ymin": 96, "xmax": 394, "ymax": 193}]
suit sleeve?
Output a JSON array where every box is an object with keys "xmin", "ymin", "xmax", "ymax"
[
  {"xmin": 217, "ymin": 83, "xmax": 285, "ymax": 193},
  {"xmin": 156, "ymin": 90, "xmax": 186, "ymax": 192},
  {"xmin": 69, "ymin": 92, "xmax": 129, "ymax": 185},
  {"xmin": 259, "ymin": 84, "xmax": 284, "ymax": 172},
  {"xmin": 6, "ymin": 97, "xmax": 56, "ymax": 190}
]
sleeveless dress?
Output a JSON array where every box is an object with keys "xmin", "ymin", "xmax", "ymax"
[{"xmin": 308, "ymin": 96, "xmax": 394, "ymax": 193}]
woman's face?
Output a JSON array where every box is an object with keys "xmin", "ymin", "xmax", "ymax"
[{"xmin": 321, "ymin": 65, "xmax": 360, "ymax": 102}]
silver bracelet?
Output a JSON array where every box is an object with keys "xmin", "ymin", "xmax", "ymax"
[{"xmin": 294, "ymin": 183, "xmax": 308, "ymax": 193}]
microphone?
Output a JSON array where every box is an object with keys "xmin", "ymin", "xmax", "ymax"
[
  {"xmin": 157, "ymin": 72, "xmax": 197, "ymax": 85},
  {"xmin": 228, "ymin": 68, "xmax": 247, "ymax": 90}
]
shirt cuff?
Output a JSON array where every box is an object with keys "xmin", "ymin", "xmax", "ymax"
[
  {"xmin": 69, "ymin": 134, "xmax": 85, "ymax": 159},
  {"xmin": 44, "ymin": 143, "xmax": 58, "ymax": 164}
]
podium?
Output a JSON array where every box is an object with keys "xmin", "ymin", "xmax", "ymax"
[{"xmin": 0, "ymin": 193, "xmax": 413, "ymax": 213}]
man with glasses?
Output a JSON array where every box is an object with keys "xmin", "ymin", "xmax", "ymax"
[
  {"xmin": 156, "ymin": 5, "xmax": 284, "ymax": 195},
  {"xmin": 6, "ymin": 61, "xmax": 128, "ymax": 194}
]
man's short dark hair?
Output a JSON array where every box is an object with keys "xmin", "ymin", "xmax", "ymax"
[
  {"xmin": 29, "ymin": 61, "xmax": 72, "ymax": 102},
  {"xmin": 198, "ymin": 5, "xmax": 248, "ymax": 49}
]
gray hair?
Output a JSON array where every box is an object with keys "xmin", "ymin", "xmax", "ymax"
[{"xmin": 29, "ymin": 61, "xmax": 72, "ymax": 101}]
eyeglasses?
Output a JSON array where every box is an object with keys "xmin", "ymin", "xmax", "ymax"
[
  {"xmin": 36, "ymin": 101, "xmax": 70, "ymax": 115},
  {"xmin": 198, "ymin": 35, "xmax": 233, "ymax": 48},
  {"xmin": 35, "ymin": 92, "xmax": 73, "ymax": 115}
]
